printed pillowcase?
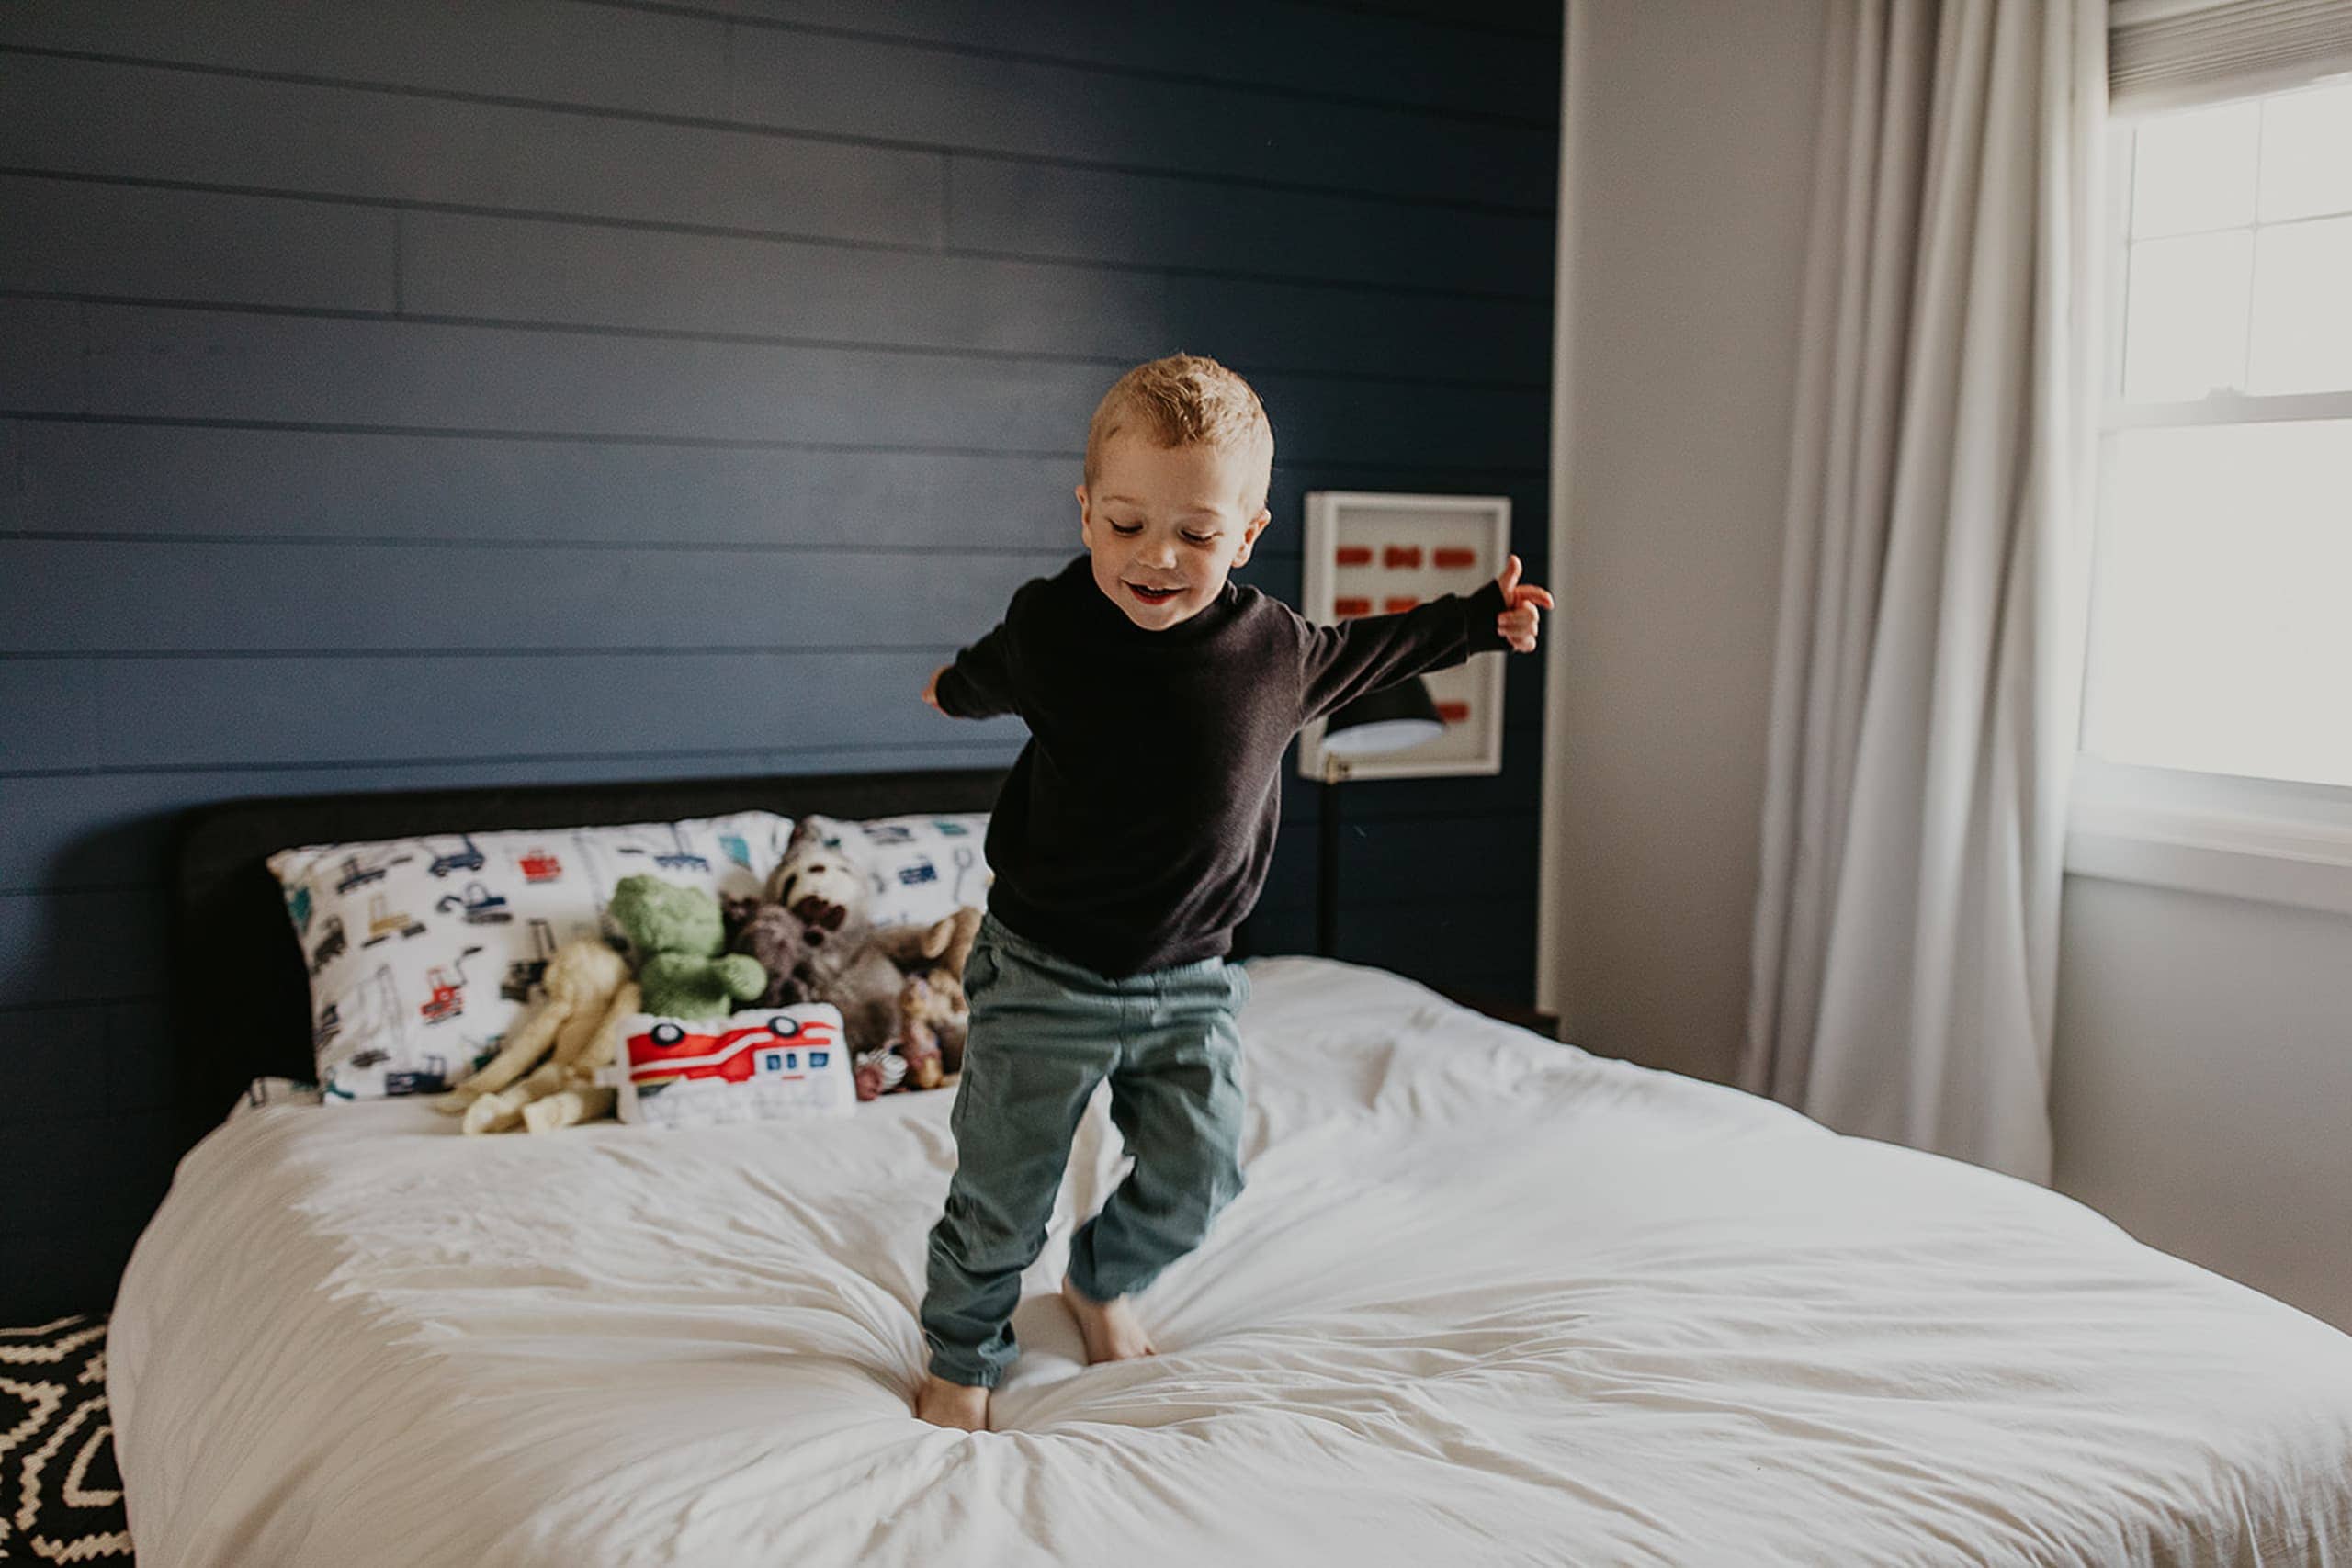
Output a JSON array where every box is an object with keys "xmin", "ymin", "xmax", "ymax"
[
  {"xmin": 790, "ymin": 813, "xmax": 992, "ymax": 930},
  {"xmin": 268, "ymin": 812, "xmax": 796, "ymax": 1100}
]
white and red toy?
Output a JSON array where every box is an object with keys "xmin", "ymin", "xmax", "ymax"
[{"xmin": 614, "ymin": 1005, "xmax": 854, "ymax": 1130}]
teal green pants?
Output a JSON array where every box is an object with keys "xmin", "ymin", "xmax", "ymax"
[{"xmin": 920, "ymin": 912, "xmax": 1250, "ymax": 1388}]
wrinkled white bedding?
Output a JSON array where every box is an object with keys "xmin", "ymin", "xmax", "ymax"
[{"xmin": 111, "ymin": 958, "xmax": 2352, "ymax": 1566}]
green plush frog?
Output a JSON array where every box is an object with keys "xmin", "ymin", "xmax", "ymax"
[{"xmin": 607, "ymin": 874, "xmax": 769, "ymax": 1020}]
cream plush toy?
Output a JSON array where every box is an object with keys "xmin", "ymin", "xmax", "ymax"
[{"xmin": 436, "ymin": 938, "xmax": 639, "ymax": 1134}]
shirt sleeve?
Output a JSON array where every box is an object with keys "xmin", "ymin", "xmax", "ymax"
[
  {"xmin": 933, "ymin": 619, "xmax": 1020, "ymax": 719},
  {"xmin": 1295, "ymin": 578, "xmax": 1510, "ymax": 725}
]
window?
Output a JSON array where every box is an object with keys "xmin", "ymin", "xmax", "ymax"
[{"xmin": 2083, "ymin": 78, "xmax": 2352, "ymax": 791}]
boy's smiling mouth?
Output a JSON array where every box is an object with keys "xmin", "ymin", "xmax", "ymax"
[{"xmin": 1124, "ymin": 581, "xmax": 1183, "ymax": 606}]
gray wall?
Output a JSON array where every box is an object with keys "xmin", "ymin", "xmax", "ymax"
[
  {"xmin": 2054, "ymin": 879, "xmax": 2352, "ymax": 1333},
  {"xmin": 1543, "ymin": 0, "xmax": 1827, "ymax": 1084},
  {"xmin": 0, "ymin": 0, "xmax": 1560, "ymax": 1318}
]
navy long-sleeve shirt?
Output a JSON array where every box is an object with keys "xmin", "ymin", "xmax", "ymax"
[{"xmin": 935, "ymin": 554, "xmax": 1509, "ymax": 976}]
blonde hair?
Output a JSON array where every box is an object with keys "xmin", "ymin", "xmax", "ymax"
[{"xmin": 1083, "ymin": 353, "xmax": 1274, "ymax": 513}]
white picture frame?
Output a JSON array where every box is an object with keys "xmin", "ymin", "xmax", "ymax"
[{"xmin": 1296, "ymin": 491, "xmax": 1510, "ymax": 782}]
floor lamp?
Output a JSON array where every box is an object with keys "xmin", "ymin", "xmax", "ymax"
[{"xmin": 1316, "ymin": 676, "xmax": 1445, "ymax": 959}]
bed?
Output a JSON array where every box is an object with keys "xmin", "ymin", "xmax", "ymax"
[{"xmin": 112, "ymin": 770, "xmax": 2352, "ymax": 1565}]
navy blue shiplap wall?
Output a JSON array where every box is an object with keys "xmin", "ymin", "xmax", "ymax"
[{"xmin": 0, "ymin": 0, "xmax": 1559, "ymax": 1316}]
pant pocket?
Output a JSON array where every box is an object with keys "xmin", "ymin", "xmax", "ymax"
[{"xmin": 963, "ymin": 937, "xmax": 1001, "ymax": 998}]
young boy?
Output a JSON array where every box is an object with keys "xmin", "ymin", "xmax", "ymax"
[{"xmin": 913, "ymin": 353, "xmax": 1550, "ymax": 1430}]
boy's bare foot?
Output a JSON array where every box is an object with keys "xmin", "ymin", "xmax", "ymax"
[
  {"xmin": 914, "ymin": 1373, "xmax": 990, "ymax": 1431},
  {"xmin": 1062, "ymin": 1274, "xmax": 1156, "ymax": 1364}
]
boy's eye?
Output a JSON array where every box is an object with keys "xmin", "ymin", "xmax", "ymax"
[
  {"xmin": 1183, "ymin": 532, "xmax": 1217, "ymax": 546},
  {"xmin": 1110, "ymin": 522, "xmax": 1142, "ymax": 536}
]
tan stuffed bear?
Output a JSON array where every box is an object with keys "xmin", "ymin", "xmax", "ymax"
[
  {"xmin": 883, "ymin": 906, "xmax": 983, "ymax": 1089},
  {"xmin": 436, "ymin": 939, "xmax": 639, "ymax": 1134}
]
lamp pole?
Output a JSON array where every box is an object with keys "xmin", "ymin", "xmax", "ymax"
[{"xmin": 1316, "ymin": 754, "xmax": 1347, "ymax": 959}]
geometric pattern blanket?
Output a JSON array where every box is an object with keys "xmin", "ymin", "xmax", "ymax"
[{"xmin": 2, "ymin": 1315, "xmax": 132, "ymax": 1562}]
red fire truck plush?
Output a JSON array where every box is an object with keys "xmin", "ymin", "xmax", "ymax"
[{"xmin": 614, "ymin": 1005, "xmax": 854, "ymax": 1130}]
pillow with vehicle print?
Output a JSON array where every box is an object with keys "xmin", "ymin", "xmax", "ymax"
[
  {"xmin": 266, "ymin": 812, "xmax": 795, "ymax": 1101},
  {"xmin": 786, "ymin": 812, "xmax": 993, "ymax": 931}
]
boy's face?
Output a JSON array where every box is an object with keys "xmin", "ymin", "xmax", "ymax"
[{"xmin": 1075, "ymin": 432, "xmax": 1272, "ymax": 631}]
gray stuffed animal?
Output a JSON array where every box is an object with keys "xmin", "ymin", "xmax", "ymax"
[{"xmin": 721, "ymin": 894, "xmax": 903, "ymax": 1053}]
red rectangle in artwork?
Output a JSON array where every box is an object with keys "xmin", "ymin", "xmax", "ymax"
[
  {"xmin": 1335, "ymin": 546, "xmax": 1374, "ymax": 567},
  {"xmin": 1435, "ymin": 701, "xmax": 1471, "ymax": 724},
  {"xmin": 1384, "ymin": 596, "xmax": 1419, "ymax": 613},
  {"xmin": 1383, "ymin": 546, "xmax": 1423, "ymax": 569},
  {"xmin": 1334, "ymin": 596, "xmax": 1373, "ymax": 617},
  {"xmin": 1433, "ymin": 547, "xmax": 1478, "ymax": 570}
]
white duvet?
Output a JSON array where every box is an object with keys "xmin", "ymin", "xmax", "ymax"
[{"xmin": 111, "ymin": 958, "xmax": 2352, "ymax": 1566}]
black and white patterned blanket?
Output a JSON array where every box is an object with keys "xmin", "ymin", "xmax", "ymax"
[{"xmin": 3, "ymin": 1314, "xmax": 133, "ymax": 1562}]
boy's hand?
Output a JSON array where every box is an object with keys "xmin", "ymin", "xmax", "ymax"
[
  {"xmin": 1494, "ymin": 554, "xmax": 1554, "ymax": 653},
  {"xmin": 922, "ymin": 666, "xmax": 948, "ymax": 713}
]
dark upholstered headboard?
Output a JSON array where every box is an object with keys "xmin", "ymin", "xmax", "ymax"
[{"xmin": 167, "ymin": 767, "xmax": 1010, "ymax": 1129}]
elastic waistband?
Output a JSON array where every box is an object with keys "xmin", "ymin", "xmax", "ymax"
[{"xmin": 978, "ymin": 911, "xmax": 1227, "ymax": 990}]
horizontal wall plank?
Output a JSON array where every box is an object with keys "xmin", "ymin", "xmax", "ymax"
[
  {"xmin": 0, "ymin": 889, "xmax": 167, "ymax": 1009},
  {"xmin": 64, "ymin": 304, "xmax": 1101, "ymax": 447},
  {"xmin": 4, "ymin": 420, "xmax": 1080, "ymax": 546},
  {"xmin": 0, "ymin": 641, "xmax": 1542, "ymax": 776},
  {"xmin": 0, "ymin": 1106, "xmax": 182, "ymax": 1245},
  {"xmin": 0, "ymin": 51, "xmax": 945, "ymax": 250},
  {"xmin": 721, "ymin": 22, "xmax": 1555, "ymax": 208},
  {"xmin": 0, "ymin": 539, "xmax": 1065, "ymax": 653},
  {"xmin": 0, "ymin": 1215, "xmax": 175, "ymax": 1318},
  {"xmin": 0, "ymin": 51, "xmax": 1548, "ymax": 296},
  {"xmin": 9, "ymin": 306, "xmax": 1549, "ymax": 469},
  {"xmin": 0, "ymin": 174, "xmax": 397, "ymax": 311},
  {"xmin": 0, "ymin": 650, "xmax": 1032, "ymax": 773},
  {"xmin": 947, "ymin": 152, "xmax": 1553, "ymax": 297},
  {"xmin": 681, "ymin": 0, "xmax": 1557, "ymax": 121},
  {"xmin": 398, "ymin": 207, "xmax": 1549, "ymax": 383},
  {"xmin": 0, "ymin": 1001, "xmax": 175, "ymax": 1117},
  {"xmin": 0, "ymin": 1, "xmax": 1553, "ymax": 206},
  {"xmin": 4, "ymin": 420, "xmax": 1550, "ymax": 548},
  {"xmin": 0, "ymin": 299, "xmax": 81, "ymax": 406},
  {"xmin": 1241, "ymin": 895, "xmax": 1539, "ymax": 981},
  {"xmin": 0, "ymin": 0, "xmax": 723, "ymax": 117},
  {"xmin": 1263, "ymin": 812, "xmax": 1544, "ymax": 906},
  {"xmin": 0, "ymin": 742, "xmax": 1027, "ymax": 895}
]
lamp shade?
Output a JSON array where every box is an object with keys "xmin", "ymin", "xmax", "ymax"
[{"xmin": 1323, "ymin": 676, "xmax": 1445, "ymax": 758}]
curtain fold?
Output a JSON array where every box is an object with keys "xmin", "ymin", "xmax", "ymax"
[{"xmin": 1743, "ymin": 0, "xmax": 2103, "ymax": 1185}]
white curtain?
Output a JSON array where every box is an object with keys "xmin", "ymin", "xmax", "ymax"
[{"xmin": 1742, "ymin": 0, "xmax": 2104, "ymax": 1185}]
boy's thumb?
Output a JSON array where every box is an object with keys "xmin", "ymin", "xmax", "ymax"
[{"xmin": 1497, "ymin": 553, "xmax": 1522, "ymax": 596}]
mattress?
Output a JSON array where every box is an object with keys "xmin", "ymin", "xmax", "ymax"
[{"xmin": 109, "ymin": 957, "xmax": 2352, "ymax": 1566}]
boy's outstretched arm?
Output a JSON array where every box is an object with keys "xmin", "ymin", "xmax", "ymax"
[
  {"xmin": 1296, "ymin": 553, "xmax": 1553, "ymax": 723},
  {"xmin": 925, "ymin": 621, "xmax": 1019, "ymax": 719}
]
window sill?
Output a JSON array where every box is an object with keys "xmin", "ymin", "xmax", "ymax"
[{"xmin": 2065, "ymin": 757, "xmax": 2352, "ymax": 919}]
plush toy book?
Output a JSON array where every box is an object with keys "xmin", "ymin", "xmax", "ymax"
[{"xmin": 613, "ymin": 1005, "xmax": 854, "ymax": 1130}]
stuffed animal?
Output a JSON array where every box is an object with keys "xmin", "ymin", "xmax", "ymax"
[
  {"xmin": 609, "ymin": 874, "xmax": 767, "ymax": 1020},
  {"xmin": 764, "ymin": 818, "xmax": 870, "ymax": 941},
  {"xmin": 435, "ymin": 938, "xmax": 639, "ymax": 1134},
  {"xmin": 718, "ymin": 890, "xmax": 880, "ymax": 1014},
  {"xmin": 885, "ymin": 906, "xmax": 982, "ymax": 1088}
]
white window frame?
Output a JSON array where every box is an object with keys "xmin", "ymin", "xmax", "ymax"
[{"xmin": 2066, "ymin": 103, "xmax": 2352, "ymax": 919}]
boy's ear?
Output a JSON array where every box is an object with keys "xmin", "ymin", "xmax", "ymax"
[
  {"xmin": 1230, "ymin": 506, "xmax": 1272, "ymax": 568},
  {"xmin": 1074, "ymin": 483, "xmax": 1092, "ymax": 544}
]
